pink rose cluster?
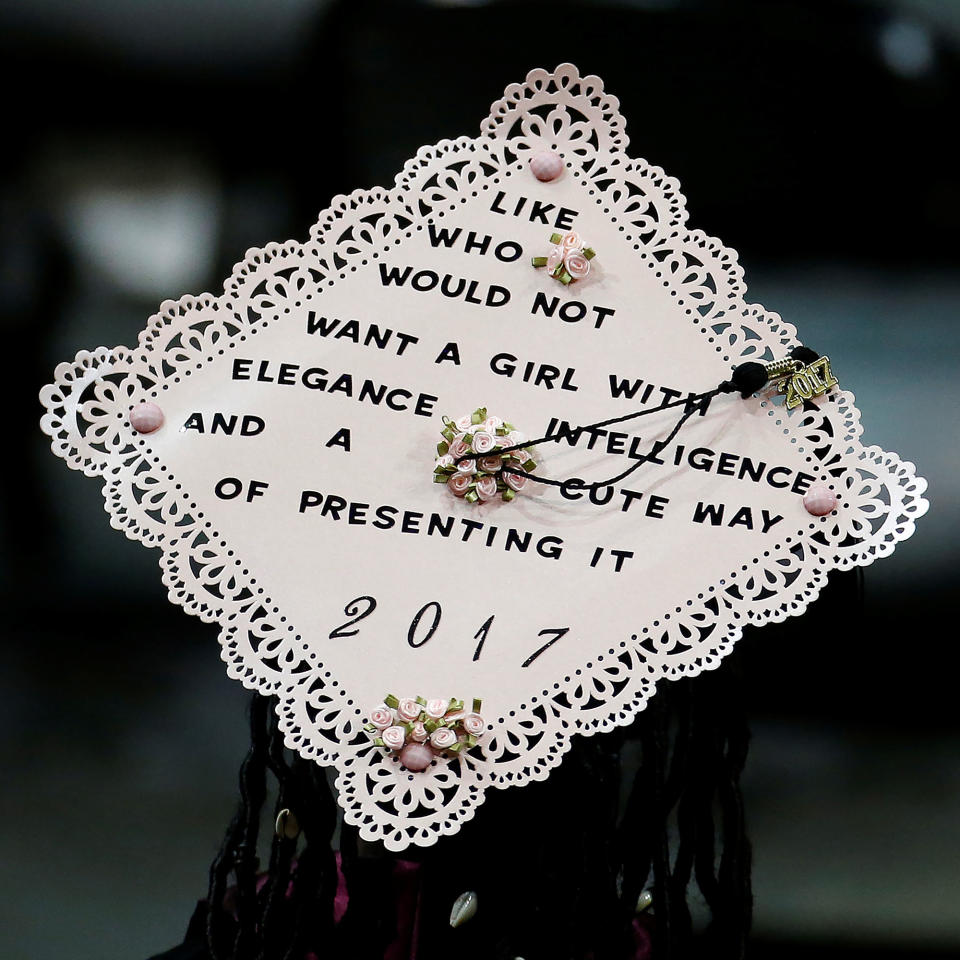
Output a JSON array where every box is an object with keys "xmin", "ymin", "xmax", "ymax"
[
  {"xmin": 531, "ymin": 230, "xmax": 596, "ymax": 285},
  {"xmin": 434, "ymin": 407, "xmax": 537, "ymax": 504},
  {"xmin": 366, "ymin": 695, "xmax": 487, "ymax": 766}
]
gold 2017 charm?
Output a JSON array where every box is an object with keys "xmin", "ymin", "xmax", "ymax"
[{"xmin": 765, "ymin": 356, "xmax": 839, "ymax": 409}]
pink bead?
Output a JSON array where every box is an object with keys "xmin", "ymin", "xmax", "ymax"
[
  {"xmin": 529, "ymin": 150, "xmax": 564, "ymax": 182},
  {"xmin": 129, "ymin": 402, "xmax": 164, "ymax": 434},
  {"xmin": 803, "ymin": 483, "xmax": 838, "ymax": 516},
  {"xmin": 399, "ymin": 742, "xmax": 434, "ymax": 772}
]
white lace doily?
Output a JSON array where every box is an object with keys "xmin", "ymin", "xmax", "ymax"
[{"xmin": 40, "ymin": 64, "xmax": 927, "ymax": 850}]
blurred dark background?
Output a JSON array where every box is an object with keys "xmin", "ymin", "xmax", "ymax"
[{"xmin": 2, "ymin": 0, "xmax": 957, "ymax": 957}]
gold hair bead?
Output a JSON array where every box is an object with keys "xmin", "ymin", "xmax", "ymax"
[{"xmin": 274, "ymin": 808, "xmax": 300, "ymax": 840}]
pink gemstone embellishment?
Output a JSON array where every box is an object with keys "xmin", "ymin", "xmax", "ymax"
[
  {"xmin": 129, "ymin": 402, "xmax": 164, "ymax": 434},
  {"xmin": 529, "ymin": 150, "xmax": 564, "ymax": 182},
  {"xmin": 803, "ymin": 483, "xmax": 838, "ymax": 516},
  {"xmin": 399, "ymin": 742, "xmax": 434, "ymax": 772}
]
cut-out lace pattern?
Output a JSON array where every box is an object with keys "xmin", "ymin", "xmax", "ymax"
[{"xmin": 40, "ymin": 64, "xmax": 927, "ymax": 850}]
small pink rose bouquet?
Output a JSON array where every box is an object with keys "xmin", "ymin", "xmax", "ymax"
[
  {"xmin": 531, "ymin": 230, "xmax": 596, "ymax": 284},
  {"xmin": 365, "ymin": 695, "xmax": 487, "ymax": 770},
  {"xmin": 434, "ymin": 407, "xmax": 537, "ymax": 503}
]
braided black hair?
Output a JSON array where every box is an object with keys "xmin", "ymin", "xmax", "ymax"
[
  {"xmin": 200, "ymin": 697, "xmax": 340, "ymax": 960},
  {"xmin": 194, "ymin": 653, "xmax": 752, "ymax": 960}
]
